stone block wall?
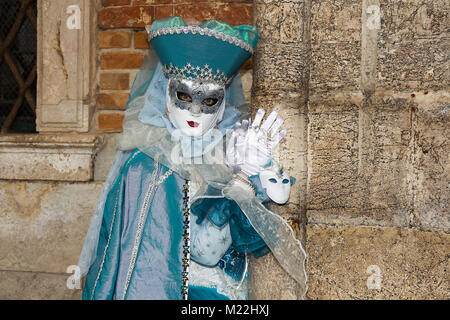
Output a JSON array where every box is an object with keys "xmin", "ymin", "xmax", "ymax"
[
  {"xmin": 249, "ymin": 0, "xmax": 448, "ymax": 300},
  {"xmin": 95, "ymin": 0, "xmax": 253, "ymax": 132},
  {"xmin": 305, "ymin": 0, "xmax": 449, "ymax": 299}
]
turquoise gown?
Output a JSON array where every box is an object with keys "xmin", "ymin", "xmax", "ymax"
[{"xmin": 81, "ymin": 148, "xmax": 269, "ymax": 300}]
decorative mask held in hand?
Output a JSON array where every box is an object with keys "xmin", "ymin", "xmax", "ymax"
[
  {"xmin": 259, "ymin": 168, "xmax": 294, "ymax": 205},
  {"xmin": 166, "ymin": 77, "xmax": 226, "ymax": 138}
]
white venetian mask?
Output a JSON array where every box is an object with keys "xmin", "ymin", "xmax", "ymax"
[
  {"xmin": 166, "ymin": 77, "xmax": 226, "ymax": 138},
  {"xmin": 259, "ymin": 169, "xmax": 292, "ymax": 205}
]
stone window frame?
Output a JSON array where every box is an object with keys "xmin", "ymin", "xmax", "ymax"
[{"xmin": 0, "ymin": 0, "xmax": 101, "ymax": 182}]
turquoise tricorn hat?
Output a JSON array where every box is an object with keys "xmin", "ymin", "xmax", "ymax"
[{"xmin": 146, "ymin": 16, "xmax": 258, "ymax": 86}]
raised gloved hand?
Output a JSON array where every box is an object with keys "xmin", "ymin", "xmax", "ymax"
[{"xmin": 226, "ymin": 108, "xmax": 287, "ymax": 177}]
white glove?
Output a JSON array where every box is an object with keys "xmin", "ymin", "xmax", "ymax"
[{"xmin": 227, "ymin": 109, "xmax": 287, "ymax": 177}]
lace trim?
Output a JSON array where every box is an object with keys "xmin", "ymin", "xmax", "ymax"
[
  {"xmin": 148, "ymin": 26, "xmax": 254, "ymax": 54},
  {"xmin": 189, "ymin": 260, "xmax": 248, "ymax": 300}
]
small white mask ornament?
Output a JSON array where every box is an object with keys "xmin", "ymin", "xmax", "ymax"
[
  {"xmin": 166, "ymin": 77, "xmax": 226, "ymax": 138},
  {"xmin": 259, "ymin": 168, "xmax": 292, "ymax": 205}
]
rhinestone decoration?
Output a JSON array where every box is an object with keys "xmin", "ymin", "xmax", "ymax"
[
  {"xmin": 163, "ymin": 63, "xmax": 230, "ymax": 86},
  {"xmin": 148, "ymin": 26, "xmax": 254, "ymax": 54},
  {"xmin": 181, "ymin": 180, "xmax": 191, "ymax": 300}
]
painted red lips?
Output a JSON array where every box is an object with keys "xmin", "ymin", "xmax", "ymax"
[{"xmin": 187, "ymin": 121, "xmax": 200, "ymax": 128}]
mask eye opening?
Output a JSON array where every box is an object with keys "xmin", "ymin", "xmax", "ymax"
[
  {"xmin": 269, "ymin": 178, "xmax": 278, "ymax": 184},
  {"xmin": 202, "ymin": 98, "xmax": 219, "ymax": 107},
  {"xmin": 177, "ymin": 91, "xmax": 193, "ymax": 103},
  {"xmin": 282, "ymin": 179, "xmax": 290, "ymax": 184}
]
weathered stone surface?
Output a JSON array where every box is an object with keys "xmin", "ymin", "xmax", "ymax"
[
  {"xmin": 0, "ymin": 135, "xmax": 100, "ymax": 182},
  {"xmin": 378, "ymin": 1, "xmax": 449, "ymax": 90},
  {"xmin": 94, "ymin": 134, "xmax": 120, "ymax": 181},
  {"xmin": 255, "ymin": 1, "xmax": 306, "ymax": 44},
  {"xmin": 249, "ymin": 254, "xmax": 299, "ymax": 300},
  {"xmin": 0, "ymin": 271, "xmax": 82, "ymax": 300},
  {"xmin": 306, "ymin": 224, "xmax": 450, "ymax": 299},
  {"xmin": 240, "ymin": 70, "xmax": 253, "ymax": 103},
  {"xmin": 250, "ymin": 0, "xmax": 310, "ymax": 300},
  {"xmin": 307, "ymin": 101, "xmax": 361, "ymax": 214},
  {"xmin": 37, "ymin": 0, "xmax": 97, "ymax": 133},
  {"xmin": 310, "ymin": 0, "xmax": 361, "ymax": 94},
  {"xmin": 410, "ymin": 93, "xmax": 449, "ymax": 232},
  {"xmin": 311, "ymin": 41, "xmax": 361, "ymax": 94},
  {"xmin": 0, "ymin": 181, "xmax": 103, "ymax": 273},
  {"xmin": 310, "ymin": 0, "xmax": 449, "ymax": 93},
  {"xmin": 311, "ymin": 0, "xmax": 361, "ymax": 43},
  {"xmin": 307, "ymin": 90, "xmax": 449, "ymax": 233},
  {"xmin": 380, "ymin": 0, "xmax": 449, "ymax": 40},
  {"xmin": 253, "ymin": 43, "xmax": 310, "ymax": 94},
  {"xmin": 378, "ymin": 38, "xmax": 449, "ymax": 90}
]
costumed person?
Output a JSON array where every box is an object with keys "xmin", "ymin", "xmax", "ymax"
[{"xmin": 78, "ymin": 16, "xmax": 307, "ymax": 300}]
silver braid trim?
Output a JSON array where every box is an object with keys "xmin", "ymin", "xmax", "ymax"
[
  {"xmin": 122, "ymin": 157, "xmax": 173, "ymax": 300},
  {"xmin": 148, "ymin": 26, "xmax": 254, "ymax": 54}
]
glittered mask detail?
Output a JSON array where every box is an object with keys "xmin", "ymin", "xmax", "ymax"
[{"xmin": 168, "ymin": 78, "xmax": 225, "ymax": 115}]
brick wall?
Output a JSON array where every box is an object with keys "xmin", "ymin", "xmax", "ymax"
[{"xmin": 96, "ymin": 0, "xmax": 254, "ymax": 132}]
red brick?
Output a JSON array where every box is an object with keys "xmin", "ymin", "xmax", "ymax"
[
  {"xmin": 173, "ymin": 0, "xmax": 252, "ymax": 3},
  {"xmin": 100, "ymin": 51, "xmax": 147, "ymax": 69},
  {"xmin": 134, "ymin": 0, "xmax": 172, "ymax": 4},
  {"xmin": 98, "ymin": 113, "xmax": 125, "ymax": 132},
  {"xmin": 103, "ymin": 0, "xmax": 131, "ymax": 7},
  {"xmin": 155, "ymin": 5, "xmax": 174, "ymax": 20},
  {"xmin": 97, "ymin": 93, "xmax": 130, "ymax": 110},
  {"xmin": 99, "ymin": 6, "xmax": 154, "ymax": 29},
  {"xmin": 100, "ymin": 73, "xmax": 130, "ymax": 90},
  {"xmin": 99, "ymin": 31, "xmax": 132, "ymax": 48},
  {"xmin": 134, "ymin": 31, "xmax": 150, "ymax": 49},
  {"xmin": 174, "ymin": 3, "xmax": 253, "ymax": 26}
]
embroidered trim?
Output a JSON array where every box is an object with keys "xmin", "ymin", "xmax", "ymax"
[
  {"xmin": 163, "ymin": 63, "xmax": 231, "ymax": 86},
  {"xmin": 90, "ymin": 187, "xmax": 120, "ymax": 300},
  {"xmin": 90, "ymin": 150, "xmax": 142, "ymax": 300},
  {"xmin": 122, "ymin": 157, "xmax": 173, "ymax": 299},
  {"xmin": 148, "ymin": 26, "xmax": 254, "ymax": 54}
]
